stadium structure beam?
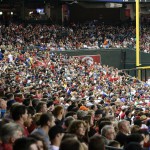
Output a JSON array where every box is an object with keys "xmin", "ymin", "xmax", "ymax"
[{"xmin": 136, "ymin": 0, "xmax": 141, "ymax": 80}]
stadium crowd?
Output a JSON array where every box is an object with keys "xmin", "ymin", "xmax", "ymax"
[
  {"xmin": 0, "ymin": 21, "xmax": 149, "ymax": 52},
  {"xmin": 0, "ymin": 48, "xmax": 150, "ymax": 150}
]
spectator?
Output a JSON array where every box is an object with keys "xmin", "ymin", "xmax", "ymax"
[
  {"xmin": 23, "ymin": 98, "xmax": 32, "ymax": 107},
  {"xmin": 89, "ymin": 135, "xmax": 106, "ymax": 150},
  {"xmin": 126, "ymin": 133, "xmax": 144, "ymax": 146},
  {"xmin": 62, "ymin": 133, "xmax": 78, "ymax": 141},
  {"xmin": 0, "ymin": 122, "xmax": 23, "ymax": 150},
  {"xmin": 47, "ymin": 101, "xmax": 54, "ymax": 112},
  {"xmin": 67, "ymin": 120, "xmax": 87, "ymax": 143},
  {"xmin": 29, "ymin": 134, "xmax": 48, "ymax": 150},
  {"xmin": 131, "ymin": 125, "xmax": 140, "ymax": 134},
  {"xmin": 108, "ymin": 140, "xmax": 121, "ymax": 148},
  {"xmin": 13, "ymin": 137, "xmax": 38, "ymax": 150},
  {"xmin": 63, "ymin": 116, "xmax": 74, "ymax": 131},
  {"xmin": 49, "ymin": 125, "xmax": 65, "ymax": 150},
  {"xmin": 31, "ymin": 112, "xmax": 55, "ymax": 149},
  {"xmin": 94, "ymin": 109, "xmax": 103, "ymax": 126},
  {"xmin": 59, "ymin": 138, "xmax": 85, "ymax": 150},
  {"xmin": 36, "ymin": 102, "xmax": 48, "ymax": 113},
  {"xmin": 11, "ymin": 105, "xmax": 29, "ymax": 137},
  {"xmin": 98, "ymin": 121, "xmax": 112, "ymax": 134},
  {"xmin": 138, "ymin": 129, "xmax": 150, "ymax": 148},
  {"xmin": 134, "ymin": 119, "xmax": 142, "ymax": 128},
  {"xmin": 53, "ymin": 105, "xmax": 65, "ymax": 126},
  {"xmin": 101, "ymin": 125, "xmax": 116, "ymax": 142},
  {"xmin": 65, "ymin": 111, "xmax": 77, "ymax": 120},
  {"xmin": 6, "ymin": 93, "xmax": 16, "ymax": 111},
  {"xmin": 124, "ymin": 142, "xmax": 144, "ymax": 150},
  {"xmin": 25, "ymin": 106, "xmax": 35, "ymax": 133},
  {"xmin": 124, "ymin": 110, "xmax": 132, "ymax": 125},
  {"xmin": 0, "ymin": 99, "xmax": 7, "ymax": 118},
  {"xmin": 115, "ymin": 120, "xmax": 130, "ymax": 146}
]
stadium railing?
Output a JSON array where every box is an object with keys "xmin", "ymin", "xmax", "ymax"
[{"xmin": 122, "ymin": 66, "xmax": 150, "ymax": 81}]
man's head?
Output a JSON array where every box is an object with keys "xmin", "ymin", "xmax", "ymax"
[
  {"xmin": 11, "ymin": 105, "xmax": 28, "ymax": 122},
  {"xmin": 60, "ymin": 138, "xmax": 84, "ymax": 150},
  {"xmin": 39, "ymin": 112, "xmax": 55, "ymax": 128},
  {"xmin": 63, "ymin": 116, "xmax": 74, "ymax": 129},
  {"xmin": 118, "ymin": 120, "xmax": 130, "ymax": 135},
  {"xmin": 13, "ymin": 137, "xmax": 39, "ymax": 150},
  {"xmin": 49, "ymin": 125, "xmax": 64, "ymax": 145},
  {"xmin": 95, "ymin": 109, "xmax": 103, "ymax": 121},
  {"xmin": 1, "ymin": 122, "xmax": 23, "ymax": 144},
  {"xmin": 101, "ymin": 125, "xmax": 116, "ymax": 140},
  {"xmin": 89, "ymin": 135, "xmax": 105, "ymax": 150},
  {"xmin": 53, "ymin": 105, "xmax": 64, "ymax": 118},
  {"xmin": 6, "ymin": 93, "xmax": 14, "ymax": 100}
]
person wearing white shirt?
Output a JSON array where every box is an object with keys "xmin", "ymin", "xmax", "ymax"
[
  {"xmin": 8, "ymin": 52, "xmax": 13, "ymax": 63},
  {"xmin": 49, "ymin": 125, "xmax": 64, "ymax": 150}
]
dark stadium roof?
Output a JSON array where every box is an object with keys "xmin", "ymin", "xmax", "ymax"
[
  {"xmin": 61, "ymin": 0, "xmax": 149, "ymax": 2},
  {"xmin": 0, "ymin": 0, "xmax": 149, "ymax": 3}
]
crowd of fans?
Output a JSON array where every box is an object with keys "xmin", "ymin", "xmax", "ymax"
[
  {"xmin": 0, "ymin": 21, "xmax": 149, "ymax": 52},
  {"xmin": 0, "ymin": 47, "xmax": 150, "ymax": 150}
]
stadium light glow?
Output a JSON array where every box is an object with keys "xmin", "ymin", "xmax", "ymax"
[{"xmin": 29, "ymin": 11, "xmax": 33, "ymax": 15}]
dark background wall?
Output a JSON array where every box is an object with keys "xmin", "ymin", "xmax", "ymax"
[
  {"xmin": 125, "ymin": 50, "xmax": 150, "ymax": 69},
  {"xmin": 69, "ymin": 5, "xmax": 121, "ymax": 23}
]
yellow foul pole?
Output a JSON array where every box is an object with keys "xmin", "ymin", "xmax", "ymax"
[{"xmin": 136, "ymin": 0, "xmax": 141, "ymax": 79}]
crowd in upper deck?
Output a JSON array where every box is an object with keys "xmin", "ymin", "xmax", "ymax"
[{"xmin": 0, "ymin": 21, "xmax": 149, "ymax": 53}]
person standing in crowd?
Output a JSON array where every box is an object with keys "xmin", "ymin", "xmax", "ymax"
[
  {"xmin": 101, "ymin": 125, "xmax": 116, "ymax": 142},
  {"xmin": 29, "ymin": 134, "xmax": 48, "ymax": 150},
  {"xmin": 7, "ymin": 52, "xmax": 14, "ymax": 64},
  {"xmin": 0, "ymin": 99, "xmax": 7, "ymax": 118},
  {"xmin": 59, "ymin": 138, "xmax": 85, "ymax": 150},
  {"xmin": 0, "ymin": 50, "xmax": 4, "ymax": 61},
  {"xmin": 89, "ymin": 135, "xmax": 106, "ymax": 150},
  {"xmin": 0, "ymin": 122, "xmax": 23, "ymax": 150},
  {"xmin": 31, "ymin": 112, "xmax": 55, "ymax": 149},
  {"xmin": 6, "ymin": 93, "xmax": 16, "ymax": 111},
  {"xmin": 11, "ymin": 105, "xmax": 29, "ymax": 137},
  {"xmin": 53, "ymin": 105, "xmax": 65, "ymax": 126},
  {"xmin": 36, "ymin": 102, "xmax": 48, "ymax": 113},
  {"xmin": 124, "ymin": 142, "xmax": 144, "ymax": 150},
  {"xmin": 49, "ymin": 125, "xmax": 65, "ymax": 150},
  {"xmin": 115, "ymin": 120, "xmax": 131, "ymax": 146},
  {"xmin": 67, "ymin": 120, "xmax": 88, "ymax": 144},
  {"xmin": 13, "ymin": 137, "xmax": 39, "ymax": 150}
]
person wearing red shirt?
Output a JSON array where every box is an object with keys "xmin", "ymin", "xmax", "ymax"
[
  {"xmin": 11, "ymin": 105, "xmax": 29, "ymax": 137},
  {"xmin": 0, "ymin": 123, "xmax": 23, "ymax": 150}
]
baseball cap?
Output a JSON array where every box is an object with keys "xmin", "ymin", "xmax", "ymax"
[{"xmin": 79, "ymin": 106, "xmax": 89, "ymax": 111}]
